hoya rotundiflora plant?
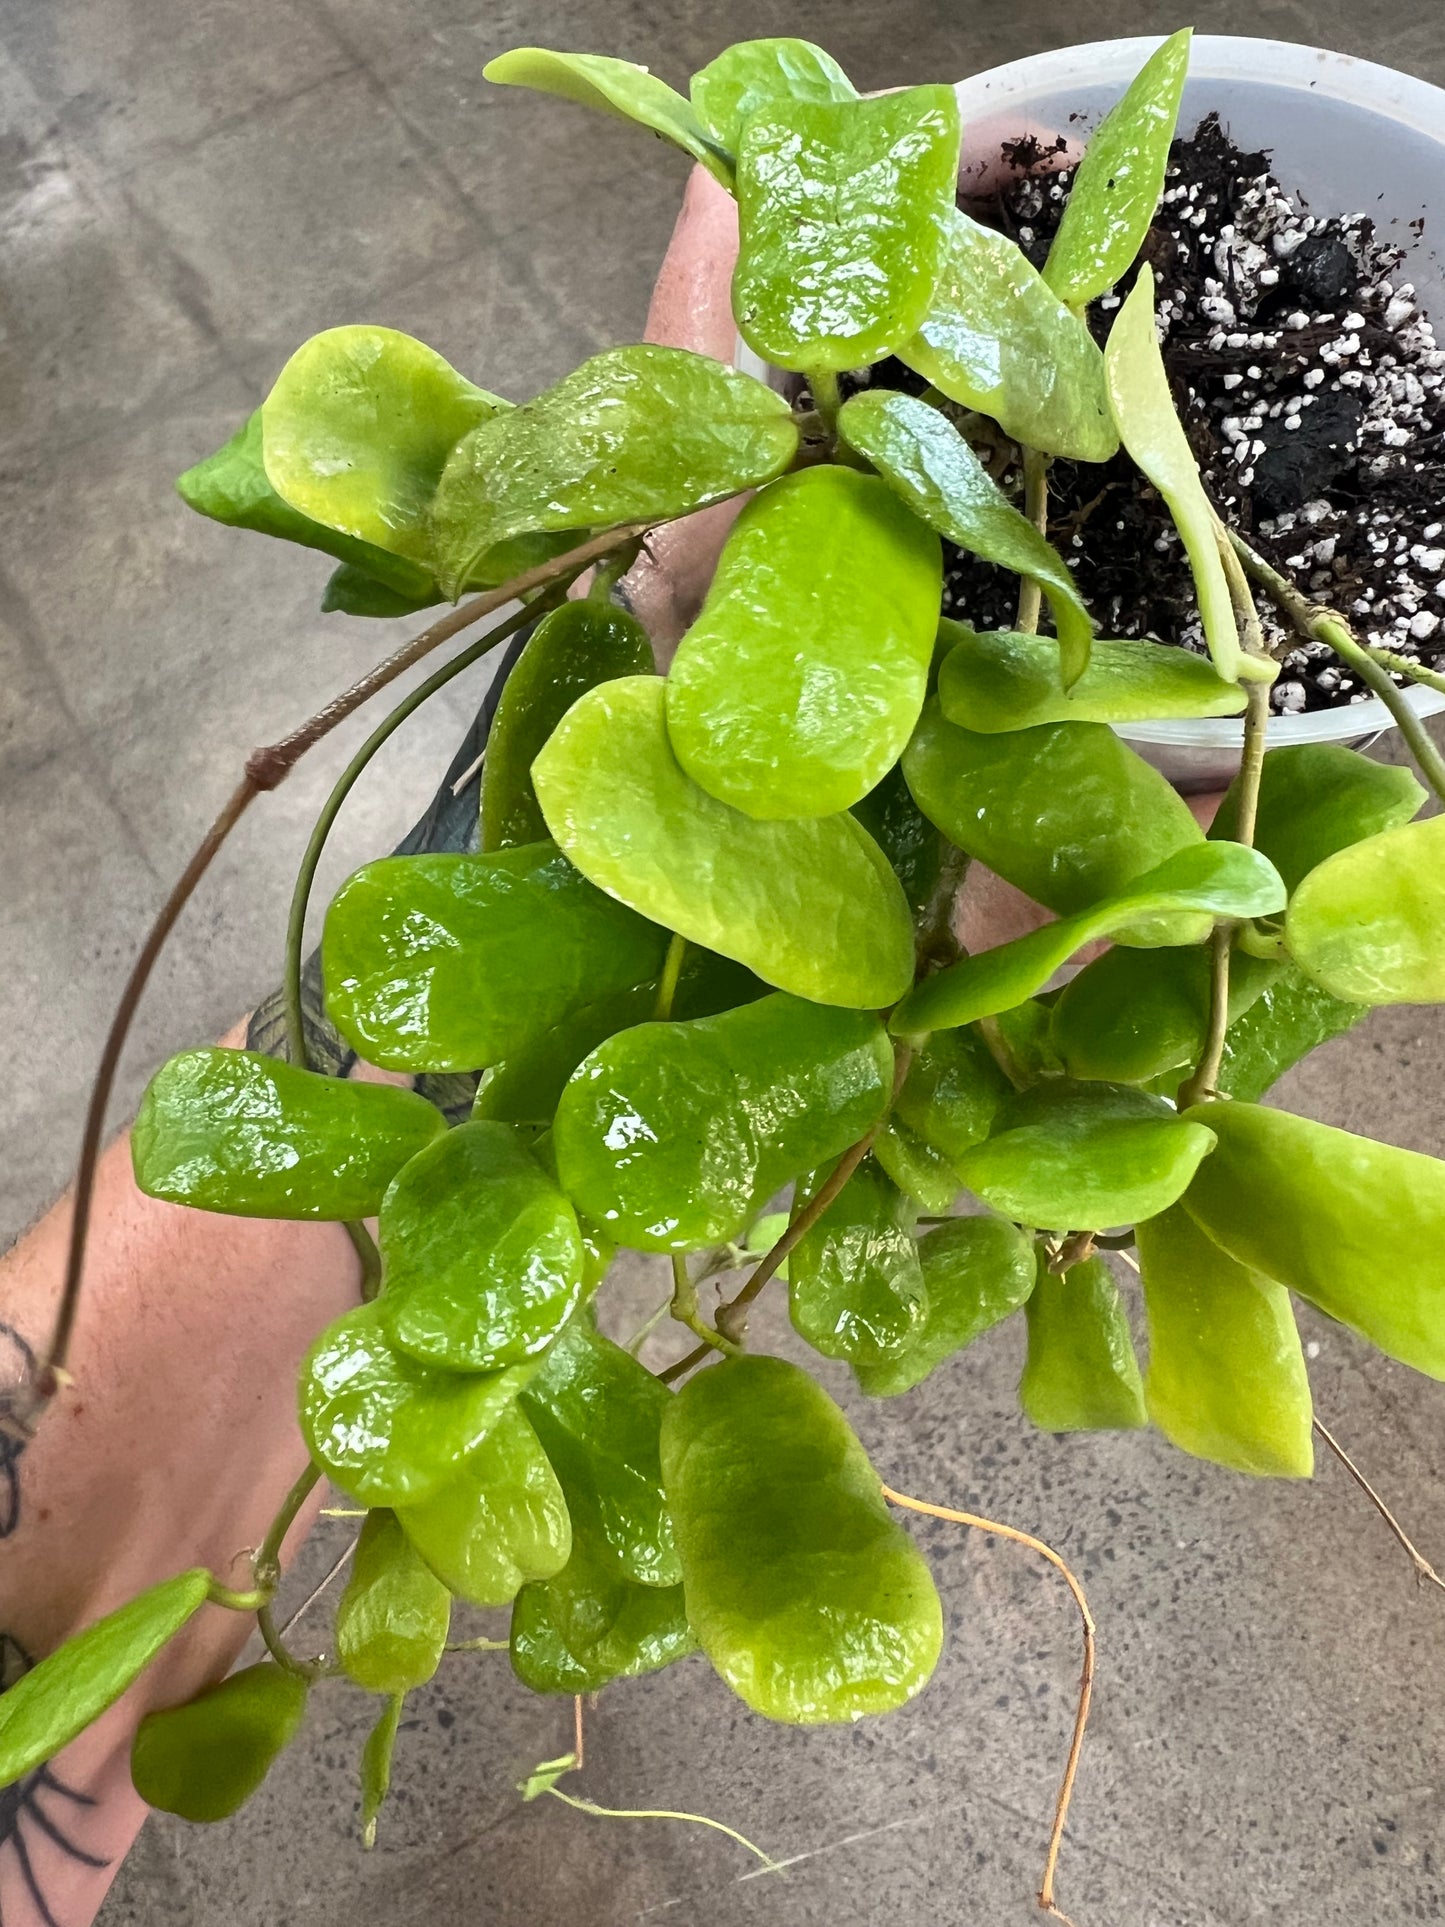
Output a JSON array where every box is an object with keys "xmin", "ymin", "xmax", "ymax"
[{"xmin": 6, "ymin": 29, "xmax": 1445, "ymax": 1922}]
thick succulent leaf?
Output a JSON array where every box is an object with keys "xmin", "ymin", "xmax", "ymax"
[
  {"xmin": 379, "ymin": 1121, "xmax": 585, "ymax": 1373},
  {"xmin": 732, "ymin": 87, "xmax": 960, "ymax": 373},
  {"xmin": 857, "ymin": 1214, "xmax": 1038, "ymax": 1398},
  {"xmin": 482, "ymin": 601, "xmax": 655, "ymax": 851},
  {"xmin": 1286, "ymin": 815, "xmax": 1445, "ymax": 1005},
  {"xmin": 1181, "ymin": 1102, "xmax": 1445, "ymax": 1379},
  {"xmin": 851, "ymin": 762, "xmax": 944, "ymax": 918},
  {"xmin": 130, "ymin": 1663, "xmax": 308, "ymax": 1823},
  {"xmin": 1020, "ymin": 1255, "xmax": 1147, "ymax": 1431},
  {"xmin": 299, "ymin": 1302, "xmax": 538, "ymax": 1507},
  {"xmin": 872, "ymin": 1118, "xmax": 959, "ymax": 1215},
  {"xmin": 789, "ymin": 1158, "xmax": 927, "ymax": 1370},
  {"xmin": 1052, "ymin": 945, "xmax": 1278, "ymax": 1085},
  {"xmin": 690, "ymin": 38, "xmax": 854, "ymax": 150},
  {"xmin": 474, "ymin": 952, "xmax": 764, "ymax": 1128},
  {"xmin": 261, "ymin": 327, "xmax": 504, "ymax": 576},
  {"xmin": 510, "ymin": 1513, "xmax": 694, "ymax": 1694},
  {"xmin": 1043, "ymin": 29, "xmax": 1191, "ymax": 307},
  {"xmin": 902, "ymin": 700, "xmax": 1204, "ymax": 929},
  {"xmin": 1208, "ymin": 965, "xmax": 1365, "ymax": 1103},
  {"xmin": 0, "ymin": 1572, "xmax": 210, "ymax": 1791},
  {"xmin": 1136, "ymin": 1205, "xmax": 1312, "ymax": 1478},
  {"xmin": 666, "ymin": 467, "xmax": 941, "ymax": 819},
  {"xmin": 432, "ymin": 347, "xmax": 797, "ymax": 598},
  {"xmin": 322, "ymin": 844, "xmax": 669, "ymax": 1075},
  {"xmin": 321, "ymin": 561, "xmax": 441, "ymax": 618},
  {"xmin": 899, "ymin": 208, "xmax": 1117, "ymax": 462},
  {"xmin": 553, "ymin": 993, "xmax": 894, "ymax": 1252},
  {"xmin": 533, "ymin": 676, "xmax": 915, "ymax": 1007},
  {"xmin": 1211, "ymin": 742, "xmax": 1425, "ymax": 893},
  {"xmin": 938, "ymin": 622, "xmax": 1245, "ymax": 732},
  {"xmin": 485, "ymin": 48, "xmax": 731, "ymax": 184},
  {"xmin": 337, "ymin": 1512, "xmax": 450, "ymax": 1695},
  {"xmin": 522, "ymin": 1319, "xmax": 679, "ymax": 1587},
  {"xmin": 990, "ymin": 996, "xmax": 1068, "ymax": 1083},
  {"xmin": 894, "ymin": 1027, "xmax": 1012, "ymax": 1166},
  {"xmin": 177, "ymin": 411, "xmax": 440, "ymax": 600},
  {"xmin": 662, "ymin": 1355, "xmax": 942, "ymax": 1723},
  {"xmin": 360, "ymin": 1695, "xmax": 403, "ymax": 1849},
  {"xmin": 958, "ymin": 1080, "xmax": 1217, "ymax": 1231},
  {"xmin": 397, "ymin": 1404, "xmax": 571, "ymax": 1607},
  {"xmin": 896, "ymin": 842, "xmax": 1284, "ymax": 1035},
  {"xmin": 1106, "ymin": 268, "xmax": 1274, "ymax": 686},
  {"xmin": 839, "ymin": 391, "xmax": 1093, "ymax": 686},
  {"xmin": 131, "ymin": 1048, "xmax": 445, "ymax": 1220}
]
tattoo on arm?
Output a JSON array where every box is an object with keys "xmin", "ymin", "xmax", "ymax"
[
  {"xmin": 0, "ymin": 1324, "xmax": 35, "ymax": 1541},
  {"xmin": 1, "ymin": 1640, "xmax": 111, "ymax": 1927}
]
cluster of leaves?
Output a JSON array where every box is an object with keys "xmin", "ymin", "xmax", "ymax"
[{"xmin": 7, "ymin": 27, "xmax": 1445, "ymax": 1877}]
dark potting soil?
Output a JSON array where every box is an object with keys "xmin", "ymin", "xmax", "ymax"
[{"xmin": 858, "ymin": 115, "xmax": 1445, "ymax": 713}]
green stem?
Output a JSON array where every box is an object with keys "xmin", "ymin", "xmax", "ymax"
[
  {"xmin": 1016, "ymin": 448, "xmax": 1050, "ymax": 634},
  {"xmin": 543, "ymin": 1787, "xmax": 782, "ymax": 1876},
  {"xmin": 1357, "ymin": 644, "xmax": 1445, "ymax": 699},
  {"xmin": 669, "ymin": 1253, "xmax": 740, "ymax": 1359},
  {"xmin": 652, "ymin": 933, "xmax": 687, "ymax": 1022},
  {"xmin": 808, "ymin": 369, "xmax": 843, "ymax": 432},
  {"xmin": 1229, "ymin": 527, "xmax": 1445, "ymax": 806},
  {"xmin": 255, "ymin": 1461, "xmax": 322, "ymax": 1591},
  {"xmin": 206, "ymin": 1579, "xmax": 270, "ymax": 1613},
  {"xmin": 445, "ymin": 1636, "xmax": 510, "ymax": 1654},
  {"xmin": 913, "ymin": 843, "xmax": 969, "ymax": 979},
  {"xmin": 588, "ymin": 535, "xmax": 644, "ymax": 604}
]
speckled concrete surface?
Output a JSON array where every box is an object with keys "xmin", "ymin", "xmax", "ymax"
[{"xmin": 3, "ymin": 1, "xmax": 1445, "ymax": 1921}]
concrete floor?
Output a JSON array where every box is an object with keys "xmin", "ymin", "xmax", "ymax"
[{"xmin": 4, "ymin": 0, "xmax": 1445, "ymax": 1920}]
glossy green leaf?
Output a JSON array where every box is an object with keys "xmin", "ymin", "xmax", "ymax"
[
  {"xmin": 894, "ymin": 1027, "xmax": 1012, "ymax": 1166},
  {"xmin": 321, "ymin": 561, "xmax": 441, "ymax": 618},
  {"xmin": 534, "ymin": 676, "xmax": 915, "ymax": 1007},
  {"xmin": 899, "ymin": 207, "xmax": 1117, "ymax": 462},
  {"xmin": 690, "ymin": 38, "xmax": 854, "ymax": 150},
  {"xmin": 299, "ymin": 1302, "xmax": 538, "ymax": 1507},
  {"xmin": 131, "ymin": 1048, "xmax": 445, "ymax": 1220},
  {"xmin": 261, "ymin": 327, "xmax": 504, "ymax": 577},
  {"xmin": 360, "ymin": 1694, "xmax": 403, "ymax": 1849},
  {"xmin": 509, "ymin": 1513, "xmax": 695, "ymax": 1694},
  {"xmin": 485, "ymin": 49, "xmax": 731, "ymax": 184},
  {"xmin": 130, "ymin": 1664, "xmax": 308, "ymax": 1823},
  {"xmin": 1286, "ymin": 815, "xmax": 1445, "ymax": 1005},
  {"xmin": 553, "ymin": 992, "xmax": 894, "ymax": 1251},
  {"xmin": 857, "ymin": 1214, "xmax": 1038, "ymax": 1398},
  {"xmin": 851, "ymin": 762, "xmax": 944, "ymax": 918},
  {"xmin": 662, "ymin": 1355, "xmax": 942, "ymax": 1722},
  {"xmin": 1020, "ymin": 1255, "xmax": 1147, "ymax": 1431},
  {"xmin": 1209, "ymin": 965, "xmax": 1366, "ymax": 1103},
  {"xmin": 1211, "ymin": 743, "xmax": 1425, "ymax": 892},
  {"xmin": 895, "ymin": 843, "xmax": 1285, "ymax": 1036},
  {"xmin": 1106, "ymin": 268, "xmax": 1273, "ymax": 686},
  {"xmin": 1052, "ymin": 945, "xmax": 1278, "ymax": 1085},
  {"xmin": 482, "ymin": 601, "xmax": 655, "ymax": 851},
  {"xmin": 474, "ymin": 952, "xmax": 764, "ymax": 1129},
  {"xmin": 839, "ymin": 391, "xmax": 1093, "ymax": 686},
  {"xmin": 872, "ymin": 1118, "xmax": 959, "ymax": 1216},
  {"xmin": 0, "ymin": 1571, "xmax": 210, "ymax": 1791},
  {"xmin": 938, "ymin": 623, "xmax": 1245, "ymax": 733},
  {"xmin": 666, "ymin": 467, "xmax": 942, "ymax": 819},
  {"xmin": 396, "ymin": 1403, "xmax": 571, "ymax": 1606},
  {"xmin": 337, "ymin": 1511, "xmax": 451, "ymax": 1695},
  {"xmin": 176, "ymin": 410, "xmax": 438, "ymax": 601},
  {"xmin": 958, "ymin": 1080, "xmax": 1217, "ymax": 1231},
  {"xmin": 1181, "ymin": 1102, "xmax": 1445, "ymax": 1379},
  {"xmin": 990, "ymin": 997, "xmax": 1067, "ymax": 1084},
  {"xmin": 379, "ymin": 1121, "xmax": 584, "ymax": 1372},
  {"xmin": 1043, "ymin": 29, "xmax": 1192, "ymax": 307},
  {"xmin": 902, "ymin": 699, "xmax": 1204, "ymax": 929},
  {"xmin": 732, "ymin": 87, "xmax": 960, "ymax": 373},
  {"xmin": 322, "ymin": 844, "xmax": 668, "ymax": 1075},
  {"xmin": 432, "ymin": 347, "xmax": 797, "ymax": 598},
  {"xmin": 1136, "ymin": 1205, "xmax": 1313, "ymax": 1478},
  {"xmin": 522, "ymin": 1319, "xmax": 679, "ymax": 1587},
  {"xmin": 789, "ymin": 1158, "xmax": 926, "ymax": 1370}
]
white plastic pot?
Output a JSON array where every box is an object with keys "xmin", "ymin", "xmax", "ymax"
[{"xmin": 737, "ymin": 36, "xmax": 1445, "ymax": 789}]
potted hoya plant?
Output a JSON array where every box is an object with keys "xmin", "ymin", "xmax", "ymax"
[{"xmin": 5, "ymin": 30, "xmax": 1445, "ymax": 1924}]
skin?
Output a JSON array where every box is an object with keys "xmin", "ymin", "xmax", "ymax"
[{"xmin": 0, "ymin": 144, "xmax": 1218, "ymax": 1926}]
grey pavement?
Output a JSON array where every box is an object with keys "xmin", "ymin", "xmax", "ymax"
[{"xmin": 3, "ymin": 0, "xmax": 1445, "ymax": 1922}]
